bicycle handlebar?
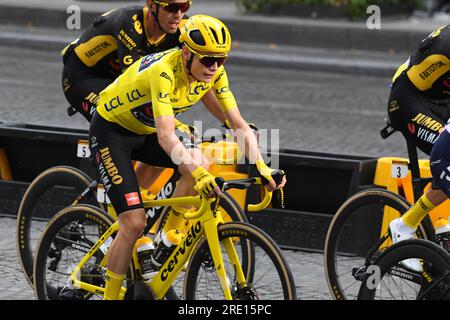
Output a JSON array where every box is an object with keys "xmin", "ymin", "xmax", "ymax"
[
  {"xmin": 182, "ymin": 176, "xmax": 276, "ymax": 220},
  {"xmin": 183, "ymin": 196, "xmax": 210, "ymax": 220},
  {"xmin": 247, "ymin": 187, "xmax": 273, "ymax": 212}
]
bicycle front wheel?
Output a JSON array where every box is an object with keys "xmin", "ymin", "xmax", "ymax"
[
  {"xmin": 184, "ymin": 222, "xmax": 297, "ymax": 300},
  {"xmin": 17, "ymin": 165, "xmax": 102, "ymax": 287},
  {"xmin": 324, "ymin": 188, "xmax": 435, "ymax": 300},
  {"xmin": 33, "ymin": 205, "xmax": 115, "ymax": 300},
  {"xmin": 153, "ymin": 192, "xmax": 252, "ymax": 299},
  {"xmin": 358, "ymin": 239, "xmax": 450, "ymax": 300}
]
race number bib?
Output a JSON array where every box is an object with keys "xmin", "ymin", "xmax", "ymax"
[
  {"xmin": 77, "ymin": 140, "xmax": 91, "ymax": 158},
  {"xmin": 391, "ymin": 160, "xmax": 408, "ymax": 179}
]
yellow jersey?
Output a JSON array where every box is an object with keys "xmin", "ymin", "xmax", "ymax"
[{"xmin": 97, "ymin": 48, "xmax": 237, "ymax": 134}]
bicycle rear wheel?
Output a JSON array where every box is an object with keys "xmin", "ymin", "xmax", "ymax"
[
  {"xmin": 17, "ymin": 166, "xmax": 102, "ymax": 287},
  {"xmin": 184, "ymin": 222, "xmax": 297, "ymax": 300},
  {"xmin": 324, "ymin": 188, "xmax": 435, "ymax": 300},
  {"xmin": 358, "ymin": 239, "xmax": 450, "ymax": 300}
]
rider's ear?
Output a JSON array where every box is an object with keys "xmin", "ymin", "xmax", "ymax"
[{"xmin": 182, "ymin": 46, "xmax": 191, "ymax": 60}]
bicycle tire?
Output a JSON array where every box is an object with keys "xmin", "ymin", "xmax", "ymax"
[
  {"xmin": 324, "ymin": 188, "xmax": 436, "ymax": 300},
  {"xmin": 184, "ymin": 222, "xmax": 297, "ymax": 300},
  {"xmin": 33, "ymin": 204, "xmax": 115, "ymax": 300},
  {"xmin": 17, "ymin": 165, "xmax": 102, "ymax": 287},
  {"xmin": 358, "ymin": 239, "xmax": 450, "ymax": 300}
]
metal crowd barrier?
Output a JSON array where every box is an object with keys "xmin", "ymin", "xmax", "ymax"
[{"xmin": 0, "ymin": 122, "xmax": 378, "ymax": 251}]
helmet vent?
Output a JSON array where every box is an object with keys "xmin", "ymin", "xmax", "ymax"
[
  {"xmin": 189, "ymin": 30, "xmax": 206, "ymax": 46},
  {"xmin": 221, "ymin": 27, "xmax": 227, "ymax": 44},
  {"xmin": 209, "ymin": 27, "xmax": 225, "ymax": 45}
]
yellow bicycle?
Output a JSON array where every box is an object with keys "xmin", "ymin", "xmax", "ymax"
[{"xmin": 33, "ymin": 177, "xmax": 297, "ymax": 300}]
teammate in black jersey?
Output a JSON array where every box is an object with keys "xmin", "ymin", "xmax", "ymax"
[
  {"xmin": 388, "ymin": 25, "xmax": 450, "ymax": 155},
  {"xmin": 62, "ymin": 0, "xmax": 191, "ymax": 121}
]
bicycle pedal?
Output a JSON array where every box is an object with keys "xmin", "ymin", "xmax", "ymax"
[
  {"xmin": 352, "ymin": 266, "xmax": 367, "ymax": 281},
  {"xmin": 59, "ymin": 287, "xmax": 85, "ymax": 300}
]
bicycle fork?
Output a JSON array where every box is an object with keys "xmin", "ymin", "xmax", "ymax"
[{"xmin": 203, "ymin": 219, "xmax": 247, "ymax": 300}]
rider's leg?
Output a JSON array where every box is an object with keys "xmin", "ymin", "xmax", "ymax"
[
  {"xmin": 392, "ymin": 127, "xmax": 450, "ymax": 238},
  {"xmin": 104, "ymin": 208, "xmax": 147, "ymax": 300},
  {"xmin": 135, "ymin": 162, "xmax": 165, "ymax": 189},
  {"xmin": 90, "ymin": 113, "xmax": 152, "ymax": 300},
  {"xmin": 162, "ymin": 148, "xmax": 210, "ymax": 233},
  {"xmin": 400, "ymin": 188, "xmax": 447, "ymax": 231}
]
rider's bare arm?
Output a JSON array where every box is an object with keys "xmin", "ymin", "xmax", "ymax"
[
  {"xmin": 155, "ymin": 115, "xmax": 198, "ymax": 174},
  {"xmin": 201, "ymin": 89, "xmax": 227, "ymax": 123},
  {"xmin": 225, "ymin": 108, "xmax": 286, "ymax": 191}
]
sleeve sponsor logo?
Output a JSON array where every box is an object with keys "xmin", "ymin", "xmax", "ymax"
[
  {"xmin": 125, "ymin": 192, "xmax": 141, "ymax": 206},
  {"xmin": 85, "ymin": 41, "xmax": 113, "ymax": 58},
  {"xmin": 215, "ymin": 86, "xmax": 230, "ymax": 95},
  {"xmin": 160, "ymin": 72, "xmax": 174, "ymax": 85},
  {"xmin": 407, "ymin": 54, "xmax": 450, "ymax": 91},
  {"xmin": 173, "ymin": 106, "xmax": 191, "ymax": 115},
  {"xmin": 157, "ymin": 92, "xmax": 171, "ymax": 104}
]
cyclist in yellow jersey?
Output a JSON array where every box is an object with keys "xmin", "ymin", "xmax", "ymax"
[
  {"xmin": 62, "ymin": 0, "xmax": 243, "ymax": 194},
  {"xmin": 89, "ymin": 15, "xmax": 287, "ymax": 300}
]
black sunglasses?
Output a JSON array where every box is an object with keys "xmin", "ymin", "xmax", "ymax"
[
  {"xmin": 198, "ymin": 56, "xmax": 228, "ymax": 68},
  {"xmin": 153, "ymin": 1, "xmax": 191, "ymax": 13}
]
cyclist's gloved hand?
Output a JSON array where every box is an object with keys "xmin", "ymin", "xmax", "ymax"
[
  {"xmin": 176, "ymin": 119, "xmax": 199, "ymax": 140},
  {"xmin": 222, "ymin": 120, "xmax": 258, "ymax": 132},
  {"xmin": 191, "ymin": 167, "xmax": 219, "ymax": 197},
  {"xmin": 256, "ymin": 159, "xmax": 286, "ymax": 190}
]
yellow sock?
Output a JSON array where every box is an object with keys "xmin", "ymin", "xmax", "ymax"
[
  {"xmin": 104, "ymin": 269, "xmax": 125, "ymax": 300},
  {"xmin": 401, "ymin": 194, "xmax": 436, "ymax": 229}
]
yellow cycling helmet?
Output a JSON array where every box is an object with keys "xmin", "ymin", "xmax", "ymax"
[{"xmin": 179, "ymin": 15, "xmax": 231, "ymax": 57}]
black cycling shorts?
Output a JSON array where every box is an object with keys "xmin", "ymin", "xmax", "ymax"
[
  {"xmin": 387, "ymin": 75, "xmax": 450, "ymax": 155},
  {"xmin": 430, "ymin": 129, "xmax": 450, "ymax": 197},
  {"xmin": 62, "ymin": 50, "xmax": 114, "ymax": 122},
  {"xmin": 89, "ymin": 111, "xmax": 193, "ymax": 214}
]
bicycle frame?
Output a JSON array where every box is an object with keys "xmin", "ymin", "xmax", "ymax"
[
  {"xmin": 67, "ymin": 187, "xmax": 271, "ymax": 300},
  {"xmin": 76, "ymin": 138, "xmax": 251, "ymax": 224}
]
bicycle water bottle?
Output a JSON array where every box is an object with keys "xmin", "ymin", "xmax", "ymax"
[
  {"xmin": 435, "ymin": 218, "xmax": 450, "ymax": 253},
  {"xmin": 135, "ymin": 236, "xmax": 156, "ymax": 281},
  {"xmin": 151, "ymin": 229, "xmax": 182, "ymax": 268}
]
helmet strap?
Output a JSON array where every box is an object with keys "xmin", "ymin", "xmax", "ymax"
[{"xmin": 150, "ymin": 4, "xmax": 164, "ymax": 33}]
